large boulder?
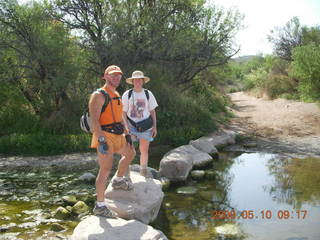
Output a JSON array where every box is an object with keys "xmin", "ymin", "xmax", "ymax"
[
  {"xmin": 105, "ymin": 171, "xmax": 164, "ymax": 224},
  {"xmin": 190, "ymin": 130, "xmax": 236, "ymax": 153},
  {"xmin": 189, "ymin": 136, "xmax": 218, "ymax": 155},
  {"xmin": 159, "ymin": 145, "xmax": 212, "ymax": 181},
  {"xmin": 71, "ymin": 216, "xmax": 168, "ymax": 240},
  {"xmin": 208, "ymin": 130, "xmax": 236, "ymax": 149}
]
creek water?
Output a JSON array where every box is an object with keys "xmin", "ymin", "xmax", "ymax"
[
  {"xmin": 1, "ymin": 152, "xmax": 320, "ymax": 240},
  {"xmin": 153, "ymin": 152, "xmax": 320, "ymax": 240}
]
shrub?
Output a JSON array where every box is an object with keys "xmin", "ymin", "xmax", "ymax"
[
  {"xmin": 243, "ymin": 68, "xmax": 268, "ymax": 90},
  {"xmin": 264, "ymin": 74, "xmax": 297, "ymax": 99},
  {"xmin": 0, "ymin": 84, "xmax": 42, "ymax": 136},
  {"xmin": 155, "ymin": 84, "xmax": 218, "ymax": 146},
  {"xmin": 291, "ymin": 44, "xmax": 320, "ymax": 101}
]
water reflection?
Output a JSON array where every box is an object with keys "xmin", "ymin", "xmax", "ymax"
[
  {"xmin": 153, "ymin": 152, "xmax": 247, "ymax": 240},
  {"xmin": 266, "ymin": 157, "xmax": 320, "ymax": 208},
  {"xmin": 155, "ymin": 153, "xmax": 320, "ymax": 240}
]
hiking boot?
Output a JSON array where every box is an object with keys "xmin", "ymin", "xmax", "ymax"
[
  {"xmin": 112, "ymin": 177, "xmax": 133, "ymax": 190},
  {"xmin": 93, "ymin": 205, "xmax": 117, "ymax": 218}
]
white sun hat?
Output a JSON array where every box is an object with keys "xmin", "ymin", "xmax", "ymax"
[{"xmin": 126, "ymin": 70, "xmax": 150, "ymax": 84}]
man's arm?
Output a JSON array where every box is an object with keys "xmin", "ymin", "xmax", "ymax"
[{"xmin": 122, "ymin": 111, "xmax": 130, "ymax": 135}]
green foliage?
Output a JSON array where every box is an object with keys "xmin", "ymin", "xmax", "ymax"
[
  {"xmin": 225, "ymin": 56, "xmax": 266, "ymax": 92},
  {"xmin": 241, "ymin": 55, "xmax": 265, "ymax": 73},
  {"xmin": 291, "ymin": 44, "xmax": 320, "ymax": 101},
  {"xmin": 233, "ymin": 54, "xmax": 298, "ymax": 99},
  {"xmin": 243, "ymin": 68, "xmax": 268, "ymax": 90},
  {"xmin": 188, "ymin": 77, "xmax": 227, "ymax": 114},
  {"xmin": 0, "ymin": 133, "xmax": 91, "ymax": 156},
  {"xmin": 0, "ymin": 84, "xmax": 41, "ymax": 135},
  {"xmin": 301, "ymin": 26, "xmax": 320, "ymax": 46},
  {"xmin": 0, "ymin": 0, "xmax": 242, "ymax": 155},
  {"xmin": 260, "ymin": 57, "xmax": 297, "ymax": 99},
  {"xmin": 151, "ymin": 78, "xmax": 218, "ymax": 147},
  {"xmin": 263, "ymin": 74, "xmax": 297, "ymax": 99},
  {"xmin": 268, "ymin": 17, "xmax": 302, "ymax": 61},
  {"xmin": 0, "ymin": 1, "xmax": 86, "ymax": 133},
  {"xmin": 52, "ymin": 0, "xmax": 243, "ymax": 85},
  {"xmin": 221, "ymin": 18, "xmax": 320, "ymax": 102}
]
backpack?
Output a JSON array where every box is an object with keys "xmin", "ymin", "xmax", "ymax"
[
  {"xmin": 128, "ymin": 88, "xmax": 150, "ymax": 101},
  {"xmin": 80, "ymin": 89, "xmax": 110, "ymax": 133}
]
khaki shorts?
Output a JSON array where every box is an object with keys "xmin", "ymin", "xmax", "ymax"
[{"xmin": 91, "ymin": 132, "xmax": 125, "ymax": 153}]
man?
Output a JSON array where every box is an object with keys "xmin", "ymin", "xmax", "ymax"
[{"xmin": 89, "ymin": 65, "xmax": 135, "ymax": 218}]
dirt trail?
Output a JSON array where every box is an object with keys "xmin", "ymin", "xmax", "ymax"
[{"xmin": 228, "ymin": 92, "xmax": 320, "ymax": 157}]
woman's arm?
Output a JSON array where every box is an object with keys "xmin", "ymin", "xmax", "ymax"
[{"xmin": 150, "ymin": 109, "xmax": 157, "ymax": 138}]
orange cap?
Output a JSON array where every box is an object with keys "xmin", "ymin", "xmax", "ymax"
[{"xmin": 104, "ymin": 65, "xmax": 123, "ymax": 75}]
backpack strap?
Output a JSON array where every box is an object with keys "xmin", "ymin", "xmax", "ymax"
[
  {"xmin": 128, "ymin": 88, "xmax": 150, "ymax": 101},
  {"xmin": 97, "ymin": 88, "xmax": 110, "ymax": 113},
  {"xmin": 144, "ymin": 89, "xmax": 150, "ymax": 100},
  {"xmin": 128, "ymin": 89, "xmax": 133, "ymax": 100},
  {"xmin": 98, "ymin": 88, "xmax": 120, "ymax": 123}
]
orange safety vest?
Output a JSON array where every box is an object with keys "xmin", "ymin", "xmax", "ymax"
[{"xmin": 99, "ymin": 87, "xmax": 123, "ymax": 126}]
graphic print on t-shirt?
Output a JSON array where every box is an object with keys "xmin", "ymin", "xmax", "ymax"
[{"xmin": 130, "ymin": 99, "xmax": 146, "ymax": 119}]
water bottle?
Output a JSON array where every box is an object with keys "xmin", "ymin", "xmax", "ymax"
[{"xmin": 98, "ymin": 136, "xmax": 108, "ymax": 154}]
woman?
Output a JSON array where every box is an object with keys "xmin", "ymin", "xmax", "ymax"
[{"xmin": 122, "ymin": 70, "xmax": 158, "ymax": 177}]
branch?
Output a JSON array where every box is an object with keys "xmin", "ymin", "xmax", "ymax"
[{"xmin": 177, "ymin": 48, "xmax": 239, "ymax": 86}]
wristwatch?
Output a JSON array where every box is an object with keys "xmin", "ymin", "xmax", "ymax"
[{"xmin": 98, "ymin": 136, "xmax": 105, "ymax": 143}]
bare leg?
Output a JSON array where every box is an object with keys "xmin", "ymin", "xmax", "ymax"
[
  {"xmin": 139, "ymin": 138, "xmax": 150, "ymax": 176},
  {"xmin": 96, "ymin": 151, "xmax": 113, "ymax": 202},
  {"xmin": 139, "ymin": 138, "xmax": 150, "ymax": 166},
  {"xmin": 117, "ymin": 143, "xmax": 136, "ymax": 177}
]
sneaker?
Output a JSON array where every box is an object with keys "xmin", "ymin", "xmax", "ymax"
[
  {"xmin": 112, "ymin": 177, "xmax": 133, "ymax": 190},
  {"xmin": 124, "ymin": 176, "xmax": 133, "ymax": 184},
  {"xmin": 93, "ymin": 205, "xmax": 117, "ymax": 218}
]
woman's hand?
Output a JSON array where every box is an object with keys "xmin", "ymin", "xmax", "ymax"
[
  {"xmin": 124, "ymin": 126, "xmax": 130, "ymax": 135},
  {"xmin": 152, "ymin": 126, "xmax": 157, "ymax": 138}
]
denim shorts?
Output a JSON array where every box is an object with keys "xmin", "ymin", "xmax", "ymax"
[{"xmin": 129, "ymin": 126, "xmax": 154, "ymax": 142}]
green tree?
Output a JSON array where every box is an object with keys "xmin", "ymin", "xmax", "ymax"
[
  {"xmin": 50, "ymin": 0, "xmax": 243, "ymax": 86},
  {"xmin": 291, "ymin": 44, "xmax": 320, "ymax": 101},
  {"xmin": 301, "ymin": 26, "xmax": 320, "ymax": 46},
  {"xmin": 268, "ymin": 17, "xmax": 302, "ymax": 61},
  {"xmin": 0, "ymin": 0, "xmax": 84, "ymax": 132}
]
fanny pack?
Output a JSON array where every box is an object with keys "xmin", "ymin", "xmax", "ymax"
[
  {"xmin": 127, "ymin": 115, "xmax": 153, "ymax": 132},
  {"xmin": 101, "ymin": 122, "xmax": 124, "ymax": 135}
]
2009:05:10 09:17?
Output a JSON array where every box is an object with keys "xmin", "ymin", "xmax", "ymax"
[{"xmin": 210, "ymin": 210, "xmax": 308, "ymax": 220}]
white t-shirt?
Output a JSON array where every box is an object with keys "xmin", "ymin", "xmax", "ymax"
[{"xmin": 122, "ymin": 89, "xmax": 158, "ymax": 123}]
